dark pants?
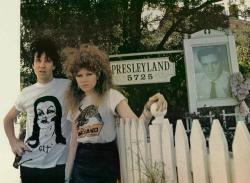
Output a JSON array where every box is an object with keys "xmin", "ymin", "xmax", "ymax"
[
  {"xmin": 20, "ymin": 164, "xmax": 65, "ymax": 183},
  {"xmin": 70, "ymin": 141, "xmax": 120, "ymax": 183}
]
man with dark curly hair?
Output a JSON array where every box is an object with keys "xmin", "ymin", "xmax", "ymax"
[{"xmin": 3, "ymin": 37, "xmax": 71, "ymax": 183}]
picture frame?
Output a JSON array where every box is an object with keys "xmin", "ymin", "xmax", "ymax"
[{"xmin": 183, "ymin": 29, "xmax": 239, "ymax": 113}]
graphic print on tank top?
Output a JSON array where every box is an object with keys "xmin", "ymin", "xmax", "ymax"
[
  {"xmin": 76, "ymin": 105, "xmax": 104, "ymax": 138},
  {"xmin": 25, "ymin": 96, "xmax": 66, "ymax": 153}
]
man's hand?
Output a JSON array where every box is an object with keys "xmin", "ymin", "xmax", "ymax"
[{"xmin": 10, "ymin": 138, "xmax": 27, "ymax": 156}]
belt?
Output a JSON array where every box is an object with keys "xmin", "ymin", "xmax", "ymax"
[{"xmin": 77, "ymin": 140, "xmax": 117, "ymax": 150}]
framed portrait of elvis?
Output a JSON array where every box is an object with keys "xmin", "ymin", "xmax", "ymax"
[{"xmin": 183, "ymin": 29, "xmax": 239, "ymax": 113}]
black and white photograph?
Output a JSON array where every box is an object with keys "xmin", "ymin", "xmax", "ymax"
[{"xmin": 193, "ymin": 45, "xmax": 231, "ymax": 100}]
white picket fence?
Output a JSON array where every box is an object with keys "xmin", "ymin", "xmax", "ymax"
[{"xmin": 116, "ymin": 118, "xmax": 250, "ymax": 183}]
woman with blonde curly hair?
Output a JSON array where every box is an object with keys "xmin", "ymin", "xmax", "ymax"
[{"xmin": 63, "ymin": 44, "xmax": 167, "ymax": 183}]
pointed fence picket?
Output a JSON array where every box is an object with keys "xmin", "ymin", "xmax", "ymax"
[
  {"xmin": 124, "ymin": 118, "xmax": 134, "ymax": 183},
  {"xmin": 232, "ymin": 121, "xmax": 250, "ymax": 183},
  {"xmin": 190, "ymin": 119, "xmax": 209, "ymax": 183},
  {"xmin": 116, "ymin": 118, "xmax": 250, "ymax": 183},
  {"xmin": 137, "ymin": 121, "xmax": 149, "ymax": 182},
  {"xmin": 175, "ymin": 120, "xmax": 192, "ymax": 183},
  {"xmin": 161, "ymin": 119, "xmax": 177, "ymax": 183},
  {"xmin": 116, "ymin": 118, "xmax": 127, "ymax": 183},
  {"xmin": 209, "ymin": 119, "xmax": 231, "ymax": 183},
  {"xmin": 131, "ymin": 119, "xmax": 140, "ymax": 183}
]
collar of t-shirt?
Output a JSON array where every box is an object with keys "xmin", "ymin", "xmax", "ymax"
[{"xmin": 35, "ymin": 78, "xmax": 55, "ymax": 88}]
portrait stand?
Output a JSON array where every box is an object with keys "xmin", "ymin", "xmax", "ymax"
[{"xmin": 183, "ymin": 29, "xmax": 239, "ymax": 114}]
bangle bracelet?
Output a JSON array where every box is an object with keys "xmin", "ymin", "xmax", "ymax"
[
  {"xmin": 144, "ymin": 102, "xmax": 150, "ymax": 112},
  {"xmin": 65, "ymin": 178, "xmax": 70, "ymax": 183},
  {"xmin": 143, "ymin": 108, "xmax": 151, "ymax": 119}
]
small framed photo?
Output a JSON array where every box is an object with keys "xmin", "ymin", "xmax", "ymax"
[{"xmin": 183, "ymin": 30, "xmax": 239, "ymax": 113}]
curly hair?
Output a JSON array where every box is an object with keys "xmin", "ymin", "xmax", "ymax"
[{"xmin": 63, "ymin": 44, "xmax": 113, "ymax": 113}]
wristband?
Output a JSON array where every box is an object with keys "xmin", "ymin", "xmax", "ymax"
[
  {"xmin": 65, "ymin": 177, "xmax": 71, "ymax": 183},
  {"xmin": 144, "ymin": 101, "xmax": 150, "ymax": 112},
  {"xmin": 143, "ymin": 102, "xmax": 152, "ymax": 119}
]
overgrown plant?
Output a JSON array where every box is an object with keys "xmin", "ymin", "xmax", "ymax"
[
  {"xmin": 133, "ymin": 141, "xmax": 167, "ymax": 183},
  {"xmin": 141, "ymin": 161, "xmax": 166, "ymax": 183}
]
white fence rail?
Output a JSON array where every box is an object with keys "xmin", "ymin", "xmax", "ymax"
[{"xmin": 116, "ymin": 118, "xmax": 250, "ymax": 183}]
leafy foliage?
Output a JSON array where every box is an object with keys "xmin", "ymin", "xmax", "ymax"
[
  {"xmin": 233, "ymin": 26, "xmax": 250, "ymax": 77},
  {"xmin": 229, "ymin": 4, "xmax": 239, "ymax": 18},
  {"xmin": 232, "ymin": 25, "xmax": 250, "ymax": 108}
]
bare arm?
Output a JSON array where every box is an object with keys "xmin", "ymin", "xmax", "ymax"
[
  {"xmin": 65, "ymin": 121, "xmax": 78, "ymax": 182},
  {"xmin": 116, "ymin": 93, "xmax": 167, "ymax": 123},
  {"xmin": 116, "ymin": 100, "xmax": 138, "ymax": 119},
  {"xmin": 3, "ymin": 106, "xmax": 26, "ymax": 156}
]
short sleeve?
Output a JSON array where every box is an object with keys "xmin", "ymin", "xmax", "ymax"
[
  {"xmin": 109, "ymin": 89, "xmax": 126, "ymax": 115},
  {"xmin": 66, "ymin": 110, "xmax": 80, "ymax": 123},
  {"xmin": 66, "ymin": 112, "xmax": 72, "ymax": 122},
  {"xmin": 14, "ymin": 92, "xmax": 25, "ymax": 112}
]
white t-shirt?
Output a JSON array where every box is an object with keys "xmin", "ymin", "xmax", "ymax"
[
  {"xmin": 69, "ymin": 89, "xmax": 125, "ymax": 144},
  {"xmin": 15, "ymin": 78, "xmax": 71, "ymax": 168},
  {"xmin": 196, "ymin": 71, "xmax": 231, "ymax": 99}
]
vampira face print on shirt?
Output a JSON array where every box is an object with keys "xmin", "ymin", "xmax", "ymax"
[
  {"xmin": 76, "ymin": 105, "xmax": 104, "ymax": 138},
  {"xmin": 26, "ymin": 96, "xmax": 66, "ymax": 149}
]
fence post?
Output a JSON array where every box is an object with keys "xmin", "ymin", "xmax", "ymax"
[
  {"xmin": 149, "ymin": 123, "xmax": 163, "ymax": 164},
  {"xmin": 148, "ymin": 102, "xmax": 168, "ymax": 182}
]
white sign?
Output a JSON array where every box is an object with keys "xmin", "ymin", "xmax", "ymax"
[{"xmin": 110, "ymin": 57, "xmax": 175, "ymax": 85}]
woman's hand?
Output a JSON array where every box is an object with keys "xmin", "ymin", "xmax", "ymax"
[
  {"xmin": 148, "ymin": 93, "xmax": 167, "ymax": 111},
  {"xmin": 143, "ymin": 93, "xmax": 167, "ymax": 119}
]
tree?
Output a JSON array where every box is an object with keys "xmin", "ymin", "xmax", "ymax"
[
  {"xmin": 229, "ymin": 1, "xmax": 250, "ymax": 20},
  {"xmin": 118, "ymin": 0, "xmax": 224, "ymax": 51},
  {"xmin": 229, "ymin": 4, "xmax": 239, "ymax": 18},
  {"xmin": 153, "ymin": 0, "xmax": 223, "ymax": 50},
  {"xmin": 153, "ymin": 3, "xmax": 228, "ymax": 51},
  {"xmin": 21, "ymin": 0, "xmax": 226, "ymax": 56},
  {"xmin": 233, "ymin": 26, "xmax": 250, "ymax": 77}
]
